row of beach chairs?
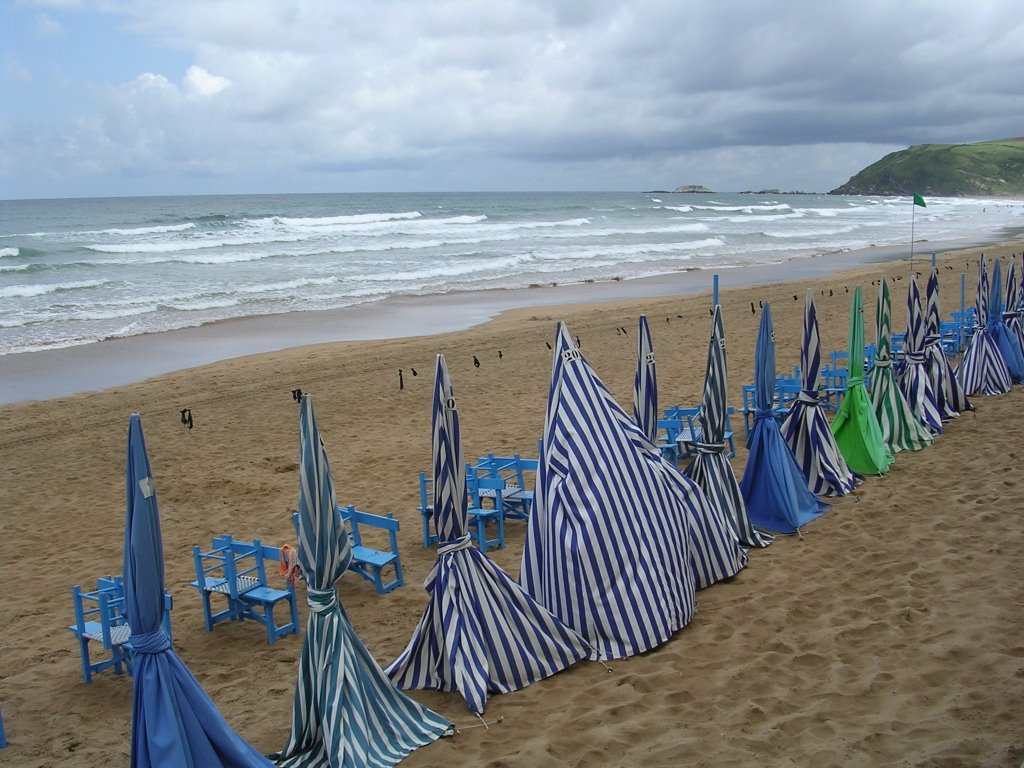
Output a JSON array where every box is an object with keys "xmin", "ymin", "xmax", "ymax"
[
  {"xmin": 71, "ymin": 449, "xmax": 548, "ymax": 683},
  {"xmin": 69, "ymin": 505, "xmax": 406, "ymax": 682}
]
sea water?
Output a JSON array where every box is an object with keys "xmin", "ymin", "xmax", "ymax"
[{"xmin": 1, "ymin": 191, "xmax": 1021, "ymax": 356}]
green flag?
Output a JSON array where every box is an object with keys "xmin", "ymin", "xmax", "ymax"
[{"xmin": 913, "ymin": 193, "xmax": 926, "ymax": 208}]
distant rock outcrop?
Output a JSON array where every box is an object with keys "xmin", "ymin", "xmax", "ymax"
[
  {"xmin": 830, "ymin": 138, "xmax": 1024, "ymax": 197},
  {"xmin": 672, "ymin": 184, "xmax": 714, "ymax": 193}
]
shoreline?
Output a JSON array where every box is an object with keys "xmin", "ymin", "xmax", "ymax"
[{"xmin": 0, "ymin": 234, "xmax": 1010, "ymax": 404}]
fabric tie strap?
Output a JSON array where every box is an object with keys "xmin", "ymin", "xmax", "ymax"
[
  {"xmin": 797, "ymin": 389, "xmax": 820, "ymax": 405},
  {"xmin": 694, "ymin": 441, "xmax": 725, "ymax": 455},
  {"xmin": 131, "ymin": 628, "xmax": 171, "ymax": 654},
  {"xmin": 438, "ymin": 532, "xmax": 473, "ymax": 556},
  {"xmin": 754, "ymin": 407, "xmax": 775, "ymax": 422},
  {"xmin": 873, "ymin": 357, "xmax": 891, "ymax": 369},
  {"xmin": 905, "ymin": 350, "xmax": 926, "ymax": 365},
  {"xmin": 307, "ymin": 586, "xmax": 338, "ymax": 614}
]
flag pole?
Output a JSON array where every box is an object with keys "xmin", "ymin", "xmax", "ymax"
[
  {"xmin": 910, "ymin": 199, "xmax": 916, "ymax": 274},
  {"xmin": 910, "ymin": 193, "xmax": 926, "ymax": 276}
]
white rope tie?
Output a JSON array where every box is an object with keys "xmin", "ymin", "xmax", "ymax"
[{"xmin": 437, "ymin": 532, "xmax": 473, "ymax": 556}]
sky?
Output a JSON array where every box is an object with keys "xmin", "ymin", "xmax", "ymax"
[{"xmin": 2, "ymin": 0, "xmax": 1022, "ymax": 200}]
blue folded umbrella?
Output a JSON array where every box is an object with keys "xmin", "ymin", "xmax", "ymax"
[
  {"xmin": 124, "ymin": 414, "xmax": 273, "ymax": 768},
  {"xmin": 740, "ymin": 303, "xmax": 828, "ymax": 534}
]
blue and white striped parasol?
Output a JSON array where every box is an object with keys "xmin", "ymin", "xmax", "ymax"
[
  {"xmin": 385, "ymin": 355, "xmax": 589, "ymax": 715},
  {"xmin": 898, "ymin": 275, "xmax": 943, "ymax": 433},
  {"xmin": 957, "ymin": 254, "xmax": 1012, "ymax": 396},
  {"xmin": 684, "ymin": 305, "xmax": 772, "ymax": 545},
  {"xmin": 521, "ymin": 323, "xmax": 745, "ymax": 660},
  {"xmin": 1006, "ymin": 259, "xmax": 1024, "ymax": 363},
  {"xmin": 924, "ymin": 266, "xmax": 970, "ymax": 418},
  {"xmin": 990, "ymin": 259, "xmax": 1024, "ymax": 382},
  {"xmin": 632, "ymin": 314, "xmax": 658, "ymax": 443},
  {"xmin": 781, "ymin": 290, "xmax": 860, "ymax": 496}
]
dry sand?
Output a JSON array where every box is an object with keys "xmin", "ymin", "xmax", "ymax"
[{"xmin": 1, "ymin": 241, "xmax": 1022, "ymax": 767}]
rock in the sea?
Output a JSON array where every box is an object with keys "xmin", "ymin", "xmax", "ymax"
[{"xmin": 672, "ymin": 184, "xmax": 714, "ymax": 193}]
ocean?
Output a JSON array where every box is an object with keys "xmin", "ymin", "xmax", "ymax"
[{"xmin": 1, "ymin": 191, "xmax": 1021, "ymax": 357}]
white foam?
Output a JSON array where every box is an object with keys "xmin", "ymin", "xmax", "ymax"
[
  {"xmin": 84, "ymin": 223, "xmax": 197, "ymax": 236},
  {"xmin": 0, "ymin": 247, "xmax": 19, "ymax": 258},
  {"xmin": 0, "ymin": 279, "xmax": 107, "ymax": 298}
]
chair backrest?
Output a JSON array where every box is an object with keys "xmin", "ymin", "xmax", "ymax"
[
  {"xmin": 72, "ymin": 577, "xmax": 128, "ymax": 650},
  {"xmin": 72, "ymin": 574, "xmax": 173, "ymax": 646},
  {"xmin": 338, "ymin": 505, "xmax": 362, "ymax": 547},
  {"xmin": 656, "ymin": 418, "xmax": 682, "ymax": 443},
  {"xmin": 512, "ymin": 454, "xmax": 537, "ymax": 489},
  {"xmin": 475, "ymin": 475, "xmax": 507, "ymax": 511},
  {"xmin": 418, "ymin": 471, "xmax": 432, "ymax": 512}
]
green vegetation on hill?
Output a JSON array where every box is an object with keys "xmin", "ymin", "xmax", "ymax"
[{"xmin": 830, "ymin": 138, "xmax": 1024, "ymax": 197}]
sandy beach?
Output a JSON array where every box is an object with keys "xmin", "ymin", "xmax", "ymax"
[{"xmin": 1, "ymin": 240, "xmax": 1022, "ymax": 767}]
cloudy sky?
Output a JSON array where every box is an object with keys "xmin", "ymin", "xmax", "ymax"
[{"xmin": 2, "ymin": 0, "xmax": 1022, "ymax": 200}]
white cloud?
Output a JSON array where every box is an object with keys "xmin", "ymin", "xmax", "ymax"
[
  {"xmin": 183, "ymin": 65, "xmax": 230, "ymax": 98},
  {"xmin": 3, "ymin": 0, "xmax": 1024, "ymax": 198}
]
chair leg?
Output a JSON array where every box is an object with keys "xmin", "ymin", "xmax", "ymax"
[
  {"xmin": 199, "ymin": 591, "xmax": 214, "ymax": 633},
  {"xmin": 78, "ymin": 637, "xmax": 93, "ymax": 684},
  {"xmin": 264, "ymin": 604, "xmax": 277, "ymax": 645},
  {"xmin": 288, "ymin": 593, "xmax": 299, "ymax": 635}
]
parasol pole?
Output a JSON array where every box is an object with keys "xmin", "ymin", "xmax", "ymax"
[{"xmin": 910, "ymin": 193, "xmax": 927, "ymax": 275}]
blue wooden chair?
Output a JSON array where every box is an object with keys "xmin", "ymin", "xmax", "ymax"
[
  {"xmin": 655, "ymin": 417, "xmax": 683, "ymax": 465},
  {"xmin": 504, "ymin": 455, "xmax": 536, "ymax": 519},
  {"xmin": 191, "ymin": 537, "xmax": 299, "ymax": 644},
  {"xmin": 69, "ymin": 575, "xmax": 173, "ymax": 684},
  {"xmin": 474, "ymin": 452, "xmax": 535, "ymax": 520},
  {"xmin": 465, "ymin": 469, "xmax": 506, "ymax": 551},
  {"xmin": 418, "ymin": 471, "xmax": 439, "ymax": 548},
  {"xmin": 338, "ymin": 506, "xmax": 405, "ymax": 594},
  {"xmin": 0, "ymin": 705, "xmax": 6, "ymax": 748}
]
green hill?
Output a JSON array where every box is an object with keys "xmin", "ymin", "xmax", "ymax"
[{"xmin": 830, "ymin": 138, "xmax": 1024, "ymax": 197}]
